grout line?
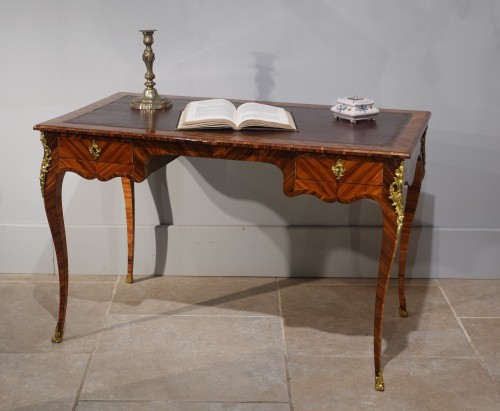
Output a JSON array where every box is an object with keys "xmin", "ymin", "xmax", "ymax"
[
  {"xmin": 105, "ymin": 313, "xmax": 279, "ymax": 318},
  {"xmin": 275, "ymin": 282, "xmax": 438, "ymax": 287},
  {"xmin": 285, "ymin": 354, "xmax": 475, "ymax": 359},
  {"xmin": 276, "ymin": 278, "xmax": 294, "ymax": 411},
  {"xmin": 77, "ymin": 399, "xmax": 291, "ymax": 405},
  {"xmin": 436, "ymin": 282, "xmax": 472, "ymax": 344},
  {"xmin": 73, "ymin": 279, "xmax": 118, "ymax": 410},
  {"xmin": 72, "ymin": 352, "xmax": 95, "ymax": 411},
  {"xmin": 106, "ymin": 314, "xmax": 280, "ymax": 318},
  {"xmin": 106, "ymin": 275, "xmax": 121, "ymax": 317},
  {"xmin": 0, "ymin": 280, "xmax": 119, "ymax": 284}
]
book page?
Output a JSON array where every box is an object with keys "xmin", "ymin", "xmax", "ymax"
[
  {"xmin": 236, "ymin": 102, "xmax": 289, "ymax": 125},
  {"xmin": 184, "ymin": 99, "xmax": 236, "ymax": 123}
]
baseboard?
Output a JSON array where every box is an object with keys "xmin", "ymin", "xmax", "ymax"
[
  {"xmin": 0, "ymin": 225, "xmax": 55, "ymax": 274},
  {"xmin": 1, "ymin": 225, "xmax": 500, "ymax": 279}
]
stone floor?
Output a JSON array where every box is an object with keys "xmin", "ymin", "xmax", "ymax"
[{"xmin": 1, "ymin": 274, "xmax": 500, "ymax": 410}]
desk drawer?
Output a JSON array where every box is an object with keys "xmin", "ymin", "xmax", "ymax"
[
  {"xmin": 59, "ymin": 138, "xmax": 132, "ymax": 164},
  {"xmin": 296, "ymin": 155, "xmax": 383, "ymax": 186}
]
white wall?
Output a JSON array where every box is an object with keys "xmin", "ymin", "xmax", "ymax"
[{"xmin": 1, "ymin": 0, "xmax": 500, "ymax": 278}]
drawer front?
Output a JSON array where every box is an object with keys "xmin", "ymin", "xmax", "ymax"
[
  {"xmin": 59, "ymin": 138, "xmax": 132, "ymax": 164},
  {"xmin": 296, "ymin": 155, "xmax": 383, "ymax": 186},
  {"xmin": 60, "ymin": 158, "xmax": 133, "ymax": 181},
  {"xmin": 293, "ymin": 179, "xmax": 382, "ymax": 203}
]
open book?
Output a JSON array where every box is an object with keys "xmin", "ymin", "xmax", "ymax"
[{"xmin": 177, "ymin": 99, "xmax": 297, "ymax": 131}]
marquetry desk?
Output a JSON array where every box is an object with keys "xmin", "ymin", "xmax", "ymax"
[{"xmin": 34, "ymin": 93, "xmax": 430, "ymax": 391}]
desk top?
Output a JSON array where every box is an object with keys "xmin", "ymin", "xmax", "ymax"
[{"xmin": 34, "ymin": 93, "xmax": 430, "ymax": 159}]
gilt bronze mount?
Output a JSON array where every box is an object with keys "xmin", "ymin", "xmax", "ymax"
[
  {"xmin": 39, "ymin": 132, "xmax": 52, "ymax": 198},
  {"xmin": 51, "ymin": 325, "xmax": 63, "ymax": 343},
  {"xmin": 389, "ymin": 161, "xmax": 405, "ymax": 235},
  {"xmin": 375, "ymin": 369, "xmax": 384, "ymax": 391}
]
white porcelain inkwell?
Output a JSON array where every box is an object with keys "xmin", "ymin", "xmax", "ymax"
[{"xmin": 331, "ymin": 96, "xmax": 379, "ymax": 123}]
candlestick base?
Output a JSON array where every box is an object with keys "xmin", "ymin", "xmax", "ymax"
[{"xmin": 130, "ymin": 91, "xmax": 172, "ymax": 110}]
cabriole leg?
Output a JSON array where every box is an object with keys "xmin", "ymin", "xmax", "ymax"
[
  {"xmin": 398, "ymin": 157, "xmax": 424, "ymax": 318},
  {"xmin": 40, "ymin": 134, "xmax": 68, "ymax": 343},
  {"xmin": 46, "ymin": 172, "xmax": 68, "ymax": 343},
  {"xmin": 122, "ymin": 178, "xmax": 135, "ymax": 284},
  {"xmin": 374, "ymin": 206, "xmax": 399, "ymax": 391},
  {"xmin": 374, "ymin": 161, "xmax": 405, "ymax": 391}
]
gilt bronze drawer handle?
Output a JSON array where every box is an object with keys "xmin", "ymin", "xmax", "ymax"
[
  {"xmin": 88, "ymin": 140, "xmax": 102, "ymax": 160},
  {"xmin": 332, "ymin": 159, "xmax": 346, "ymax": 181}
]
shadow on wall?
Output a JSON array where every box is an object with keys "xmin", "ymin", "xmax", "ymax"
[
  {"xmin": 149, "ymin": 158, "xmax": 435, "ymax": 279},
  {"xmin": 251, "ymin": 51, "xmax": 278, "ymax": 102},
  {"xmin": 147, "ymin": 170, "xmax": 173, "ymax": 276},
  {"xmin": 143, "ymin": 48, "xmax": 435, "ymax": 279}
]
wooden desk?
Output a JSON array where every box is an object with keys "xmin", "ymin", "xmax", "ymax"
[{"xmin": 34, "ymin": 93, "xmax": 430, "ymax": 391}]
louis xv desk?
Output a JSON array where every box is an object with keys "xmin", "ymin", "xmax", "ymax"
[{"xmin": 34, "ymin": 93, "xmax": 430, "ymax": 391}]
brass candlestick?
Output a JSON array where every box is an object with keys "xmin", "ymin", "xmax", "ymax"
[{"xmin": 131, "ymin": 30, "xmax": 172, "ymax": 110}]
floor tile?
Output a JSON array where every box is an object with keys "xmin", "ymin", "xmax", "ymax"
[
  {"xmin": 438, "ymin": 279, "xmax": 500, "ymax": 317},
  {"xmin": 461, "ymin": 318, "xmax": 500, "ymax": 388},
  {"xmin": 0, "ymin": 281, "xmax": 115, "ymax": 353},
  {"xmin": 2, "ymin": 275, "xmax": 499, "ymax": 410},
  {"xmin": 110, "ymin": 276, "xmax": 280, "ymax": 316},
  {"xmin": 280, "ymin": 284, "xmax": 472, "ymax": 358},
  {"xmin": 0, "ymin": 353, "xmax": 89, "ymax": 411},
  {"xmin": 81, "ymin": 315, "xmax": 288, "ymax": 402},
  {"xmin": 280, "ymin": 283, "xmax": 375, "ymax": 357},
  {"xmin": 76, "ymin": 402, "xmax": 290, "ymax": 411},
  {"xmin": 287, "ymin": 356, "xmax": 500, "ymax": 411}
]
